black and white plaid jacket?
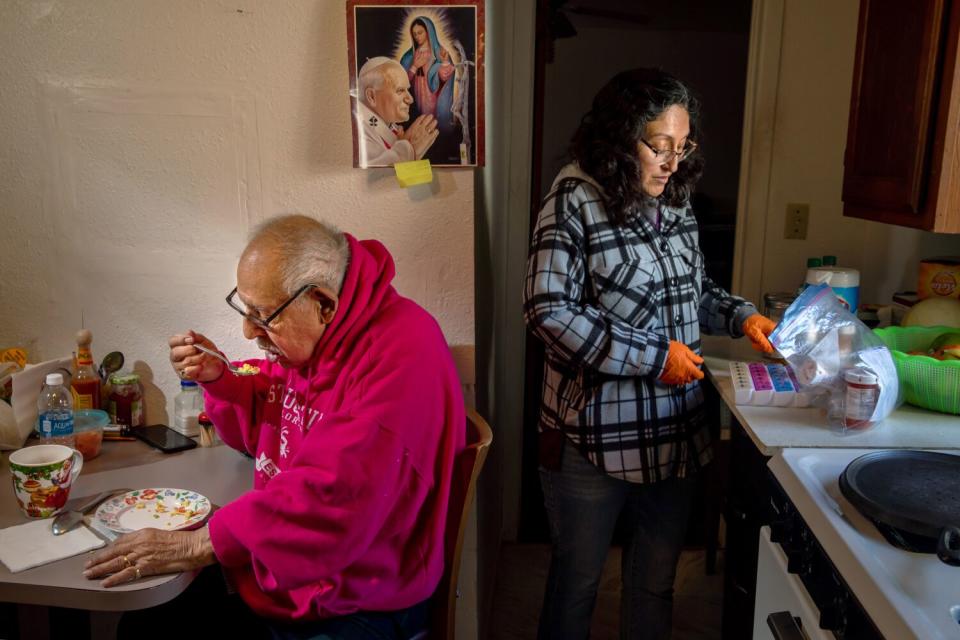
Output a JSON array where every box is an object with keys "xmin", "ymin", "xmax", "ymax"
[{"xmin": 523, "ymin": 164, "xmax": 757, "ymax": 483}]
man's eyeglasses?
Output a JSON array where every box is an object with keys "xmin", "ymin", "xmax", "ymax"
[
  {"xmin": 639, "ymin": 138, "xmax": 698, "ymax": 165},
  {"xmin": 225, "ymin": 284, "xmax": 318, "ymax": 330}
]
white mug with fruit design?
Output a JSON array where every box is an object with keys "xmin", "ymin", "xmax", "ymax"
[{"xmin": 9, "ymin": 444, "xmax": 83, "ymax": 518}]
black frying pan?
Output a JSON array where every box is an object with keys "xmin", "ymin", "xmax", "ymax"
[{"xmin": 839, "ymin": 450, "xmax": 960, "ymax": 566}]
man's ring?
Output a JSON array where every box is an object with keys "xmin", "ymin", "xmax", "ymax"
[
  {"xmin": 122, "ymin": 555, "xmax": 131, "ymax": 568},
  {"xmin": 134, "ymin": 567, "xmax": 141, "ymax": 580},
  {"xmin": 179, "ymin": 369, "xmax": 187, "ymax": 378}
]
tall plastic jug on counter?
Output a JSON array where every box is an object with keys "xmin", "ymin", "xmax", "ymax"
[
  {"xmin": 797, "ymin": 257, "xmax": 822, "ymax": 295},
  {"xmin": 805, "ymin": 266, "xmax": 860, "ymax": 313},
  {"xmin": 37, "ymin": 373, "xmax": 74, "ymax": 445}
]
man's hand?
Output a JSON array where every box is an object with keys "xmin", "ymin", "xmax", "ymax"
[
  {"xmin": 169, "ymin": 330, "xmax": 224, "ymax": 383},
  {"xmin": 742, "ymin": 314, "xmax": 777, "ymax": 353},
  {"xmin": 659, "ymin": 340, "xmax": 705, "ymax": 386},
  {"xmin": 83, "ymin": 527, "xmax": 217, "ymax": 588},
  {"xmin": 400, "ymin": 114, "xmax": 439, "ymax": 159}
]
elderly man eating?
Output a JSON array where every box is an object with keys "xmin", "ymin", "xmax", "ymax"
[{"xmin": 84, "ymin": 214, "xmax": 466, "ymax": 639}]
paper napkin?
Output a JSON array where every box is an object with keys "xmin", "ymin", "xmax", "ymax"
[{"xmin": 0, "ymin": 519, "xmax": 105, "ymax": 573}]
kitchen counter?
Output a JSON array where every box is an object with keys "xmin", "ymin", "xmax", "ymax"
[{"xmin": 701, "ymin": 335, "xmax": 960, "ymax": 455}]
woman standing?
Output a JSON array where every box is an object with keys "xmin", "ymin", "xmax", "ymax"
[{"xmin": 523, "ymin": 68, "xmax": 775, "ymax": 640}]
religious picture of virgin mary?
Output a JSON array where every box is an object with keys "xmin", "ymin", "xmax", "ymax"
[{"xmin": 346, "ymin": 1, "xmax": 485, "ymax": 168}]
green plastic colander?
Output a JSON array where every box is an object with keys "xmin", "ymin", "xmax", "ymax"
[{"xmin": 873, "ymin": 325, "xmax": 960, "ymax": 415}]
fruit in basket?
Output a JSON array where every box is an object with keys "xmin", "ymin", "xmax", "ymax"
[
  {"xmin": 929, "ymin": 331, "xmax": 960, "ymax": 360},
  {"xmin": 874, "ymin": 325, "xmax": 960, "ymax": 415},
  {"xmin": 902, "ymin": 297, "xmax": 960, "ymax": 327}
]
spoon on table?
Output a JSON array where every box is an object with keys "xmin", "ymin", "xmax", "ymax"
[
  {"xmin": 51, "ymin": 490, "xmax": 126, "ymax": 536},
  {"xmin": 191, "ymin": 344, "xmax": 260, "ymax": 376}
]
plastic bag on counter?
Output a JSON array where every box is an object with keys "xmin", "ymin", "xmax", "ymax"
[
  {"xmin": 769, "ymin": 284, "xmax": 902, "ymax": 433},
  {"xmin": 0, "ymin": 357, "xmax": 73, "ymax": 449}
]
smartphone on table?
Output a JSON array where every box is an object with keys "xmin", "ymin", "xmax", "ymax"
[{"xmin": 133, "ymin": 424, "xmax": 198, "ymax": 453}]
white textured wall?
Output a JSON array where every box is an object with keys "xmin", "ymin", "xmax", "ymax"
[
  {"xmin": 759, "ymin": 0, "xmax": 959, "ymax": 304},
  {"xmin": 0, "ymin": 0, "xmax": 474, "ymax": 424}
]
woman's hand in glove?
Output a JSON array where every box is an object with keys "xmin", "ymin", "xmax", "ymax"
[
  {"xmin": 658, "ymin": 341, "xmax": 704, "ymax": 385},
  {"xmin": 742, "ymin": 314, "xmax": 777, "ymax": 353}
]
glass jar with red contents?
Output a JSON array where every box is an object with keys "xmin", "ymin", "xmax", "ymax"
[{"xmin": 108, "ymin": 372, "xmax": 143, "ymax": 430}]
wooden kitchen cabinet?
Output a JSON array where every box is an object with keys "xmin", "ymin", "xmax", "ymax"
[{"xmin": 842, "ymin": 0, "xmax": 960, "ymax": 233}]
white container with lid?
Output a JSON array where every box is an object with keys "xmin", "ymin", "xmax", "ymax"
[
  {"xmin": 173, "ymin": 380, "xmax": 202, "ymax": 437},
  {"xmin": 805, "ymin": 266, "xmax": 860, "ymax": 312}
]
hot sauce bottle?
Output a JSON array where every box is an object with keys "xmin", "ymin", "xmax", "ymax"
[{"xmin": 71, "ymin": 329, "xmax": 101, "ymax": 410}]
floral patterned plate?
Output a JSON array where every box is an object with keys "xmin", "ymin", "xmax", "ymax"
[{"xmin": 93, "ymin": 488, "xmax": 211, "ymax": 534}]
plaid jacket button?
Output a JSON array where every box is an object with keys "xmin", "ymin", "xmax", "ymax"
[{"xmin": 674, "ymin": 314, "xmax": 682, "ymax": 325}]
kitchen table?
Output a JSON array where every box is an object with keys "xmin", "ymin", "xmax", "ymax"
[{"xmin": 0, "ymin": 439, "xmax": 253, "ymax": 638}]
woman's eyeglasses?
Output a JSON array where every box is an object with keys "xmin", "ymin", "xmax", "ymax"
[{"xmin": 639, "ymin": 138, "xmax": 698, "ymax": 165}]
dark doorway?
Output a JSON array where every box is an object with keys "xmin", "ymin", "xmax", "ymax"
[{"xmin": 519, "ymin": 0, "xmax": 753, "ymax": 542}]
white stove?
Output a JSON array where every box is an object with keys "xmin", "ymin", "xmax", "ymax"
[{"xmin": 767, "ymin": 447, "xmax": 960, "ymax": 639}]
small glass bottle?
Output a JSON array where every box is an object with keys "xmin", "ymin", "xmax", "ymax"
[
  {"xmin": 71, "ymin": 329, "xmax": 101, "ymax": 410},
  {"xmin": 108, "ymin": 372, "xmax": 144, "ymax": 430},
  {"xmin": 173, "ymin": 380, "xmax": 203, "ymax": 437}
]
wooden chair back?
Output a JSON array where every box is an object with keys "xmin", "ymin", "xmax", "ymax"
[{"xmin": 428, "ymin": 408, "xmax": 492, "ymax": 639}]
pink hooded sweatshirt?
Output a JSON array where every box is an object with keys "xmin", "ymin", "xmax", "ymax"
[{"xmin": 202, "ymin": 235, "xmax": 466, "ymax": 621}]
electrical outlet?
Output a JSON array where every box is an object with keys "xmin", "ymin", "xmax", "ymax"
[{"xmin": 784, "ymin": 203, "xmax": 809, "ymax": 240}]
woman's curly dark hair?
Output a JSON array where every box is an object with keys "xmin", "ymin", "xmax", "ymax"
[{"xmin": 570, "ymin": 68, "xmax": 704, "ymax": 223}]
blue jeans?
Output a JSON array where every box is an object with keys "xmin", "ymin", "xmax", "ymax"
[{"xmin": 538, "ymin": 445, "xmax": 697, "ymax": 640}]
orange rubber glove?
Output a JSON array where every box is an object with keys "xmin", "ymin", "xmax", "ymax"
[
  {"xmin": 659, "ymin": 340, "xmax": 705, "ymax": 385},
  {"xmin": 742, "ymin": 313, "xmax": 777, "ymax": 353}
]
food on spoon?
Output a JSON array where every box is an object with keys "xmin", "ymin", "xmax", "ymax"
[{"xmin": 236, "ymin": 363, "xmax": 260, "ymax": 376}]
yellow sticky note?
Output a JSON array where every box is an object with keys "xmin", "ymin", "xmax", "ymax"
[{"xmin": 394, "ymin": 160, "xmax": 433, "ymax": 187}]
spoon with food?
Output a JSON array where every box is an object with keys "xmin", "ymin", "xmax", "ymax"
[{"xmin": 192, "ymin": 344, "xmax": 260, "ymax": 376}]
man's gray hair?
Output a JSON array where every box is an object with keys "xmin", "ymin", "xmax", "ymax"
[
  {"xmin": 358, "ymin": 56, "xmax": 404, "ymax": 105},
  {"xmin": 248, "ymin": 214, "xmax": 350, "ymax": 297}
]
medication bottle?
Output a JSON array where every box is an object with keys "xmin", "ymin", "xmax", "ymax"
[
  {"xmin": 843, "ymin": 367, "xmax": 879, "ymax": 429},
  {"xmin": 37, "ymin": 373, "xmax": 75, "ymax": 445},
  {"xmin": 173, "ymin": 380, "xmax": 203, "ymax": 437}
]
